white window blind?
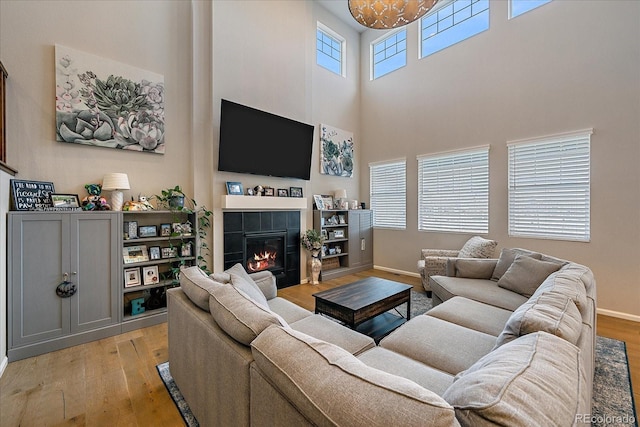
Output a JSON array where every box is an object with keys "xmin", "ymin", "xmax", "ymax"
[
  {"xmin": 508, "ymin": 129, "xmax": 592, "ymax": 242},
  {"xmin": 370, "ymin": 159, "xmax": 406, "ymax": 229},
  {"xmin": 418, "ymin": 147, "xmax": 489, "ymax": 233}
]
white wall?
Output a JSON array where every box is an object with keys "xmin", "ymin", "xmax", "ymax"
[{"xmin": 359, "ymin": 1, "xmax": 640, "ymax": 318}]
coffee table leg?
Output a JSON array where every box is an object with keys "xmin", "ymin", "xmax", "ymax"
[{"xmin": 407, "ymin": 296, "xmax": 411, "ymax": 320}]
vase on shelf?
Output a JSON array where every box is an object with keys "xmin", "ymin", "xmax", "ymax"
[{"xmin": 308, "ymin": 249, "xmax": 322, "ymax": 285}]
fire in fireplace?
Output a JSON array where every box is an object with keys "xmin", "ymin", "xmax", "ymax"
[{"xmin": 244, "ymin": 233, "xmax": 285, "ymax": 274}]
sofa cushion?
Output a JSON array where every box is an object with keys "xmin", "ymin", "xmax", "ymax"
[
  {"xmin": 454, "ymin": 259, "xmax": 496, "ymax": 279},
  {"xmin": 208, "ymin": 284, "xmax": 285, "ymax": 346},
  {"xmin": 491, "ymin": 248, "xmax": 542, "ymax": 281},
  {"xmin": 494, "ymin": 292, "xmax": 583, "ymax": 348},
  {"xmin": 443, "ymin": 332, "xmax": 587, "ymax": 427},
  {"xmin": 267, "ymin": 297, "xmax": 313, "ymax": 324},
  {"xmin": 289, "ymin": 315, "xmax": 375, "ymax": 355},
  {"xmin": 251, "ymin": 326, "xmax": 459, "ymax": 427},
  {"xmin": 497, "ymin": 254, "xmax": 562, "ymax": 297},
  {"xmin": 429, "ymin": 276, "xmax": 528, "ymax": 311},
  {"xmin": 180, "ymin": 266, "xmax": 221, "ymax": 312},
  {"xmin": 458, "ymin": 236, "xmax": 497, "ymax": 259},
  {"xmin": 210, "ymin": 271, "xmax": 231, "ymax": 283},
  {"xmin": 426, "ymin": 296, "xmax": 513, "ymax": 337},
  {"xmin": 380, "ymin": 315, "xmax": 497, "ymax": 375},
  {"xmin": 533, "ymin": 265, "xmax": 589, "ymax": 318},
  {"xmin": 225, "ymin": 263, "xmax": 269, "ymax": 308}
]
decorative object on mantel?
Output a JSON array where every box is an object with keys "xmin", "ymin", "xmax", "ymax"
[
  {"xmin": 81, "ymin": 183, "xmax": 111, "ymax": 211},
  {"xmin": 9, "ymin": 179, "xmax": 55, "ymax": 211},
  {"xmin": 290, "ymin": 186, "xmax": 303, "ymax": 198},
  {"xmin": 301, "ymin": 229, "xmax": 325, "ymax": 285},
  {"xmin": 102, "ymin": 173, "xmax": 130, "ymax": 211},
  {"xmin": 348, "ymin": 0, "xmax": 439, "ymax": 29},
  {"xmin": 55, "ymin": 44, "xmax": 165, "ymax": 154},
  {"xmin": 320, "ymin": 124, "xmax": 354, "ymax": 177},
  {"xmin": 226, "ymin": 181, "xmax": 243, "ymax": 195},
  {"xmin": 50, "ymin": 193, "xmax": 82, "ymax": 211}
]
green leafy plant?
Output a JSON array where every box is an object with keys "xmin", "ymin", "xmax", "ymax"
[
  {"xmin": 155, "ymin": 185, "xmax": 213, "ymax": 276},
  {"xmin": 301, "ymin": 229, "xmax": 324, "ymax": 252}
]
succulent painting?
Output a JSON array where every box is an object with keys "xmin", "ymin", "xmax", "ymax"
[{"xmin": 320, "ymin": 124, "xmax": 354, "ymax": 177}]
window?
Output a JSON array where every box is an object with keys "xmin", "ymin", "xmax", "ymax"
[
  {"xmin": 508, "ymin": 129, "xmax": 592, "ymax": 242},
  {"xmin": 420, "ymin": 0, "xmax": 489, "ymax": 59},
  {"xmin": 370, "ymin": 159, "xmax": 406, "ymax": 229},
  {"xmin": 371, "ymin": 28, "xmax": 407, "ymax": 80},
  {"xmin": 317, "ymin": 23, "xmax": 345, "ymax": 76},
  {"xmin": 509, "ymin": 0, "xmax": 552, "ymax": 19},
  {"xmin": 418, "ymin": 146, "xmax": 489, "ymax": 233}
]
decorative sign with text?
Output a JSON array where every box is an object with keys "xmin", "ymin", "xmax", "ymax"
[{"xmin": 10, "ymin": 179, "xmax": 55, "ymax": 211}]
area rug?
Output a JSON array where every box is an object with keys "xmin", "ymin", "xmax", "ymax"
[{"xmin": 157, "ymin": 300, "xmax": 636, "ymax": 427}]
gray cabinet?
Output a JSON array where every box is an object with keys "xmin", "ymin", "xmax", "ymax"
[
  {"xmin": 8, "ymin": 212, "xmax": 120, "ymax": 360},
  {"xmin": 313, "ymin": 209, "xmax": 373, "ymax": 280}
]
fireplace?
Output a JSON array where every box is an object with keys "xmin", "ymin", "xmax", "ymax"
[{"xmin": 223, "ymin": 211, "xmax": 300, "ymax": 288}]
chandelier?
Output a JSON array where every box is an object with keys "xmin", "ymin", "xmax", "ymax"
[{"xmin": 348, "ymin": 0, "xmax": 439, "ymax": 29}]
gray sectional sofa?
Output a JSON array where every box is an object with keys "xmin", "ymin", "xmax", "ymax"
[{"xmin": 167, "ymin": 248, "xmax": 596, "ymax": 426}]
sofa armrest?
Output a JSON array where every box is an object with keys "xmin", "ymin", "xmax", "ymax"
[
  {"xmin": 446, "ymin": 258, "xmax": 498, "ymax": 278},
  {"xmin": 421, "ymin": 249, "xmax": 460, "ymax": 258},
  {"xmin": 423, "ymin": 256, "xmax": 450, "ymax": 278},
  {"xmin": 249, "ymin": 271, "xmax": 277, "ymax": 300}
]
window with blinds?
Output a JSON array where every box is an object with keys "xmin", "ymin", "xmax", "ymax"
[
  {"xmin": 370, "ymin": 159, "xmax": 406, "ymax": 229},
  {"xmin": 418, "ymin": 146, "xmax": 489, "ymax": 233},
  {"xmin": 508, "ymin": 129, "xmax": 592, "ymax": 242}
]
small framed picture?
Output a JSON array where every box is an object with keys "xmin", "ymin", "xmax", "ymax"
[
  {"xmin": 50, "ymin": 193, "xmax": 81, "ymax": 209},
  {"xmin": 321, "ymin": 229, "xmax": 328, "ymax": 240},
  {"xmin": 313, "ymin": 194, "xmax": 325, "ymax": 210},
  {"xmin": 124, "ymin": 267, "xmax": 141, "ymax": 288},
  {"xmin": 333, "ymin": 229, "xmax": 345, "ymax": 239},
  {"xmin": 160, "ymin": 223, "xmax": 172, "ymax": 237},
  {"xmin": 226, "ymin": 181, "xmax": 244, "ymax": 195},
  {"xmin": 338, "ymin": 215, "xmax": 346, "ymax": 224},
  {"xmin": 162, "ymin": 246, "xmax": 178, "ymax": 259},
  {"xmin": 181, "ymin": 243, "xmax": 192, "ymax": 257},
  {"xmin": 264, "ymin": 187, "xmax": 275, "ymax": 196},
  {"xmin": 290, "ymin": 187, "xmax": 303, "ymax": 198},
  {"xmin": 128, "ymin": 221, "xmax": 138, "ymax": 239},
  {"xmin": 277, "ymin": 188, "xmax": 289, "ymax": 197},
  {"xmin": 138, "ymin": 225, "xmax": 158, "ymax": 238},
  {"xmin": 142, "ymin": 265, "xmax": 159, "ymax": 285},
  {"xmin": 123, "ymin": 245, "xmax": 149, "ymax": 264},
  {"xmin": 322, "ymin": 195, "xmax": 334, "ymax": 210},
  {"xmin": 149, "ymin": 246, "xmax": 161, "ymax": 260}
]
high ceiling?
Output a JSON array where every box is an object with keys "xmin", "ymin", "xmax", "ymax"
[{"xmin": 315, "ymin": 0, "xmax": 368, "ymax": 33}]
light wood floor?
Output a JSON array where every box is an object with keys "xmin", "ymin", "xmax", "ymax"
[{"xmin": 0, "ymin": 269, "xmax": 637, "ymax": 426}]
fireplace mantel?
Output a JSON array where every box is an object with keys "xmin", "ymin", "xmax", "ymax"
[{"xmin": 221, "ymin": 195, "xmax": 307, "ymax": 211}]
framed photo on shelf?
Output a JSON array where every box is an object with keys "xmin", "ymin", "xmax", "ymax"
[
  {"xmin": 226, "ymin": 181, "xmax": 243, "ymax": 195},
  {"xmin": 149, "ymin": 246, "xmax": 161, "ymax": 260},
  {"xmin": 162, "ymin": 246, "xmax": 178, "ymax": 259},
  {"xmin": 50, "ymin": 193, "xmax": 81, "ymax": 209},
  {"xmin": 181, "ymin": 242, "xmax": 192, "ymax": 257},
  {"xmin": 123, "ymin": 245, "xmax": 149, "ymax": 264},
  {"xmin": 142, "ymin": 265, "xmax": 159, "ymax": 285},
  {"xmin": 264, "ymin": 187, "xmax": 275, "ymax": 196},
  {"xmin": 126, "ymin": 221, "xmax": 138, "ymax": 239},
  {"xmin": 338, "ymin": 215, "xmax": 346, "ymax": 224},
  {"xmin": 321, "ymin": 195, "xmax": 334, "ymax": 210},
  {"xmin": 160, "ymin": 223, "xmax": 172, "ymax": 237},
  {"xmin": 332, "ymin": 229, "xmax": 345, "ymax": 239},
  {"xmin": 138, "ymin": 225, "xmax": 158, "ymax": 238},
  {"xmin": 290, "ymin": 187, "xmax": 303, "ymax": 198},
  {"xmin": 277, "ymin": 188, "xmax": 289, "ymax": 197},
  {"xmin": 320, "ymin": 229, "xmax": 328, "ymax": 240},
  {"xmin": 313, "ymin": 194, "xmax": 325, "ymax": 210},
  {"xmin": 124, "ymin": 267, "xmax": 141, "ymax": 287}
]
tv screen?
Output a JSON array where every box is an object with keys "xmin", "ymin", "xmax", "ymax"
[{"xmin": 218, "ymin": 99, "xmax": 315, "ymax": 180}]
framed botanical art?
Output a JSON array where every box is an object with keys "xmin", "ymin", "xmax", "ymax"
[{"xmin": 320, "ymin": 124, "xmax": 354, "ymax": 177}]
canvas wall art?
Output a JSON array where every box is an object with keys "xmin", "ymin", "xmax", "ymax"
[
  {"xmin": 55, "ymin": 44, "xmax": 165, "ymax": 154},
  {"xmin": 320, "ymin": 124, "xmax": 353, "ymax": 177}
]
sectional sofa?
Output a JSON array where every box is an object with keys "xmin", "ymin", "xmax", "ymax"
[{"xmin": 167, "ymin": 248, "xmax": 596, "ymax": 426}]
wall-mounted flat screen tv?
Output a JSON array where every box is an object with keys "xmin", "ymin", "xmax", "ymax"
[{"xmin": 218, "ymin": 99, "xmax": 315, "ymax": 181}]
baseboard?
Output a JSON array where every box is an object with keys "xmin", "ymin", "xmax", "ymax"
[
  {"xmin": 597, "ymin": 308, "xmax": 640, "ymax": 323},
  {"xmin": 0, "ymin": 355, "xmax": 7, "ymax": 378},
  {"xmin": 373, "ymin": 265, "xmax": 420, "ymax": 278}
]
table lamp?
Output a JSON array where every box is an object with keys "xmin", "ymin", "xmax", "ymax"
[
  {"xmin": 334, "ymin": 189, "xmax": 348, "ymax": 210},
  {"xmin": 102, "ymin": 173, "xmax": 130, "ymax": 211}
]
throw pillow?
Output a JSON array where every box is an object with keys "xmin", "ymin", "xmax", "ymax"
[
  {"xmin": 208, "ymin": 285, "xmax": 286, "ymax": 346},
  {"xmin": 491, "ymin": 248, "xmax": 542, "ymax": 281},
  {"xmin": 210, "ymin": 272, "xmax": 231, "ymax": 283},
  {"xmin": 497, "ymin": 255, "xmax": 562, "ymax": 297},
  {"xmin": 180, "ymin": 266, "xmax": 222, "ymax": 312},
  {"xmin": 443, "ymin": 332, "xmax": 586, "ymax": 427},
  {"xmin": 494, "ymin": 292, "xmax": 583, "ymax": 348},
  {"xmin": 455, "ymin": 259, "xmax": 496, "ymax": 279},
  {"xmin": 457, "ymin": 236, "xmax": 497, "ymax": 259},
  {"xmin": 224, "ymin": 263, "xmax": 269, "ymax": 307}
]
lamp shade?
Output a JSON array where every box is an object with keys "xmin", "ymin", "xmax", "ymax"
[
  {"xmin": 334, "ymin": 189, "xmax": 348, "ymax": 200},
  {"xmin": 102, "ymin": 173, "xmax": 131, "ymax": 191},
  {"xmin": 348, "ymin": 0, "xmax": 439, "ymax": 29}
]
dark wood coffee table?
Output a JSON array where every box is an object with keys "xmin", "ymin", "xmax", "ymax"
[{"xmin": 313, "ymin": 277, "xmax": 412, "ymax": 343}]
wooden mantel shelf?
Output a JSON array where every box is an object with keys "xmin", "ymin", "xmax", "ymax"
[{"xmin": 221, "ymin": 195, "xmax": 307, "ymax": 210}]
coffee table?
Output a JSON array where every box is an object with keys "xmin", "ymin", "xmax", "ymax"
[{"xmin": 312, "ymin": 277, "xmax": 412, "ymax": 343}]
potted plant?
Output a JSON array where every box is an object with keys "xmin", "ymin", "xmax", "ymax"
[
  {"xmin": 155, "ymin": 185, "xmax": 213, "ymax": 276},
  {"xmin": 301, "ymin": 229, "xmax": 325, "ymax": 285}
]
